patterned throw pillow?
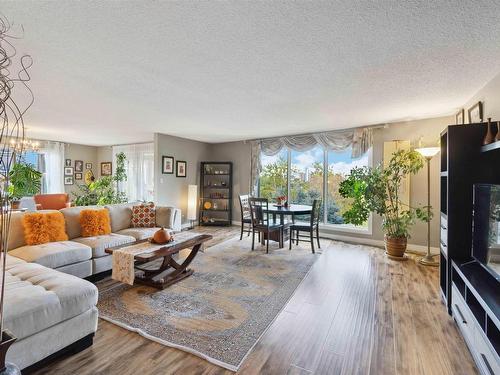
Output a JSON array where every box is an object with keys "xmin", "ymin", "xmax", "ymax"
[
  {"xmin": 23, "ymin": 212, "xmax": 69, "ymax": 245},
  {"xmin": 80, "ymin": 209, "xmax": 112, "ymax": 237},
  {"xmin": 131, "ymin": 203, "xmax": 156, "ymax": 228}
]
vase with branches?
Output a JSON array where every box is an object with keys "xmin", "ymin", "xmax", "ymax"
[
  {"xmin": 339, "ymin": 149, "xmax": 432, "ymax": 259},
  {"xmin": 0, "ymin": 15, "xmax": 34, "ymax": 374}
]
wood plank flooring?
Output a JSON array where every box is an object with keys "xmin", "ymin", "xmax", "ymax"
[{"xmin": 32, "ymin": 227, "xmax": 478, "ymax": 375}]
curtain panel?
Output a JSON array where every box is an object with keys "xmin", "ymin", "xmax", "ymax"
[
  {"xmin": 40, "ymin": 141, "xmax": 65, "ymax": 193},
  {"xmin": 113, "ymin": 143, "xmax": 154, "ymax": 202},
  {"xmin": 250, "ymin": 127, "xmax": 372, "ymax": 195}
]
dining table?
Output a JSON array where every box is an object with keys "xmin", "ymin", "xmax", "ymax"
[{"xmin": 262, "ymin": 204, "xmax": 313, "ymax": 248}]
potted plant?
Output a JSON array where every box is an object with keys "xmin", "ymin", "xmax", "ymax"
[
  {"xmin": 8, "ymin": 162, "xmax": 42, "ymax": 209},
  {"xmin": 338, "ymin": 149, "xmax": 432, "ymax": 259}
]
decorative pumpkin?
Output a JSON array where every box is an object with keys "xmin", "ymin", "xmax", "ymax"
[{"xmin": 152, "ymin": 227, "xmax": 171, "ymax": 244}]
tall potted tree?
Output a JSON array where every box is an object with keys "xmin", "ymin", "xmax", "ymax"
[{"xmin": 339, "ymin": 149, "xmax": 432, "ymax": 259}]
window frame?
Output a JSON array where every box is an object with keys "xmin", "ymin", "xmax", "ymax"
[{"xmin": 259, "ymin": 146, "xmax": 373, "ymax": 234}]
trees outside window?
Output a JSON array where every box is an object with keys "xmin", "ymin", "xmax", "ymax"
[{"xmin": 258, "ymin": 146, "xmax": 370, "ymax": 229}]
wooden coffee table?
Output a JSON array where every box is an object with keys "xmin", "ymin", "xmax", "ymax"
[{"xmin": 105, "ymin": 232, "xmax": 212, "ymax": 289}]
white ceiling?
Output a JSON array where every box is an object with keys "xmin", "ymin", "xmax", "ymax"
[{"xmin": 2, "ymin": 1, "xmax": 500, "ymax": 146}]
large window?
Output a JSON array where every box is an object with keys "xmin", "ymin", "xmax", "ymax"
[
  {"xmin": 259, "ymin": 146, "xmax": 370, "ymax": 230},
  {"xmin": 327, "ymin": 148, "xmax": 370, "ymax": 228}
]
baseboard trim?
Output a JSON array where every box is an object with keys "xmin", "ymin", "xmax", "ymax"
[{"xmin": 232, "ymin": 221, "xmax": 439, "ymax": 255}]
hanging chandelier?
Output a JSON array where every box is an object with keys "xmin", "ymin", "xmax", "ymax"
[{"xmin": 9, "ymin": 138, "xmax": 40, "ymax": 153}]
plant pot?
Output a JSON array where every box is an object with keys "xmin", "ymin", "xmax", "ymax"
[
  {"xmin": 0, "ymin": 330, "xmax": 20, "ymax": 375},
  {"xmin": 384, "ymin": 235, "xmax": 408, "ymax": 260}
]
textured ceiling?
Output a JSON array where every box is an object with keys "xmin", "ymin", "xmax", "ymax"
[{"xmin": 2, "ymin": 1, "xmax": 500, "ymax": 146}]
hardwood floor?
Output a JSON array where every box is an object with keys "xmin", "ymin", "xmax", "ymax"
[{"xmin": 33, "ymin": 226, "xmax": 478, "ymax": 375}]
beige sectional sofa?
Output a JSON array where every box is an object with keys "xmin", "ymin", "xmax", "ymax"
[
  {"xmin": 7, "ymin": 203, "xmax": 182, "ymax": 278},
  {"xmin": 4, "ymin": 203, "xmax": 181, "ymax": 371}
]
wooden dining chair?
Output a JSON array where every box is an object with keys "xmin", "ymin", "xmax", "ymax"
[
  {"xmin": 289, "ymin": 199, "xmax": 321, "ymax": 253},
  {"xmin": 249, "ymin": 197, "xmax": 283, "ymax": 253},
  {"xmin": 238, "ymin": 194, "xmax": 253, "ymax": 240}
]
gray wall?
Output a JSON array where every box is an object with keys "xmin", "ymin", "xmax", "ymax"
[
  {"xmin": 154, "ymin": 133, "xmax": 212, "ymax": 224},
  {"xmin": 211, "ymin": 116, "xmax": 453, "ymax": 248},
  {"xmin": 96, "ymin": 146, "xmax": 113, "ymax": 177},
  {"xmin": 64, "ymin": 143, "xmax": 98, "ymax": 197},
  {"xmin": 463, "ymin": 71, "xmax": 500, "ymax": 121}
]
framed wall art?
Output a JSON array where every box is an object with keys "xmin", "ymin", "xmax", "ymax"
[
  {"xmin": 468, "ymin": 101, "xmax": 483, "ymax": 123},
  {"xmin": 455, "ymin": 109, "xmax": 464, "ymax": 125},
  {"xmin": 75, "ymin": 160, "xmax": 83, "ymax": 172},
  {"xmin": 176, "ymin": 160, "xmax": 187, "ymax": 177},
  {"xmin": 101, "ymin": 162, "xmax": 112, "ymax": 176},
  {"xmin": 162, "ymin": 156, "xmax": 174, "ymax": 174}
]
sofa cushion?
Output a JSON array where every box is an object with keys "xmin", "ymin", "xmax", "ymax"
[
  {"xmin": 116, "ymin": 227, "xmax": 163, "ymax": 241},
  {"xmin": 105, "ymin": 202, "xmax": 139, "ymax": 232},
  {"xmin": 80, "ymin": 209, "xmax": 111, "ymax": 237},
  {"xmin": 8, "ymin": 241, "xmax": 92, "ymax": 269},
  {"xmin": 60, "ymin": 205, "xmax": 100, "ymax": 239},
  {"xmin": 155, "ymin": 206, "xmax": 175, "ymax": 228},
  {"xmin": 3, "ymin": 255, "xmax": 98, "ymax": 340},
  {"xmin": 73, "ymin": 233, "xmax": 136, "ymax": 258}
]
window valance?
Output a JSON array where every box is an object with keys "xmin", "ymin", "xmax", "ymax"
[{"xmin": 250, "ymin": 127, "xmax": 373, "ymax": 195}]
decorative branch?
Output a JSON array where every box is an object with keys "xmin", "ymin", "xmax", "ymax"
[{"xmin": 0, "ymin": 14, "xmax": 33, "ymax": 342}]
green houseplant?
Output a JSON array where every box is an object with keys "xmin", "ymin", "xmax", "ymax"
[
  {"xmin": 338, "ymin": 149, "xmax": 432, "ymax": 259},
  {"xmin": 8, "ymin": 162, "xmax": 43, "ymax": 208}
]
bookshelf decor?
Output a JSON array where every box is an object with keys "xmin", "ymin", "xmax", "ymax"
[{"xmin": 199, "ymin": 162, "xmax": 233, "ymax": 226}]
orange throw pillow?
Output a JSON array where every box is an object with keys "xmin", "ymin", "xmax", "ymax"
[
  {"xmin": 80, "ymin": 209, "xmax": 111, "ymax": 237},
  {"xmin": 46, "ymin": 212, "xmax": 69, "ymax": 242},
  {"xmin": 23, "ymin": 212, "xmax": 69, "ymax": 246}
]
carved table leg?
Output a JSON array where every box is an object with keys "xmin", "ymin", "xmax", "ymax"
[{"xmin": 134, "ymin": 243, "xmax": 203, "ymax": 289}]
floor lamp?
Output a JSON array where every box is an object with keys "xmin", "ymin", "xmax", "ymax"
[
  {"xmin": 187, "ymin": 185, "xmax": 198, "ymax": 230},
  {"xmin": 415, "ymin": 147, "xmax": 440, "ymax": 266}
]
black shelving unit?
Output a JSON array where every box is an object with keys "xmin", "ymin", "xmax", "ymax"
[
  {"xmin": 199, "ymin": 162, "xmax": 233, "ymax": 226},
  {"xmin": 440, "ymin": 122, "xmax": 500, "ymax": 374}
]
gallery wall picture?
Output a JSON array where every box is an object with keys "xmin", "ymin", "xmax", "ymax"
[
  {"xmin": 64, "ymin": 167, "xmax": 74, "ymax": 176},
  {"xmin": 75, "ymin": 172, "xmax": 83, "ymax": 180},
  {"xmin": 65, "ymin": 159, "xmax": 71, "ymax": 167},
  {"xmin": 162, "ymin": 156, "xmax": 174, "ymax": 174},
  {"xmin": 101, "ymin": 162, "xmax": 112, "ymax": 176},
  {"xmin": 75, "ymin": 160, "xmax": 83, "ymax": 172},
  {"xmin": 64, "ymin": 176, "xmax": 74, "ymax": 185},
  {"xmin": 85, "ymin": 163, "xmax": 92, "ymax": 170},
  {"xmin": 176, "ymin": 160, "xmax": 187, "ymax": 177}
]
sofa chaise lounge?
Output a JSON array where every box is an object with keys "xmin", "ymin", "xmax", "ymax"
[{"xmin": 4, "ymin": 203, "xmax": 181, "ymax": 371}]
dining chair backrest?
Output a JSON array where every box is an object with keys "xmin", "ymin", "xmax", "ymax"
[
  {"xmin": 310, "ymin": 199, "xmax": 322, "ymax": 226},
  {"xmin": 248, "ymin": 197, "xmax": 270, "ymax": 227},
  {"xmin": 239, "ymin": 194, "xmax": 251, "ymax": 220}
]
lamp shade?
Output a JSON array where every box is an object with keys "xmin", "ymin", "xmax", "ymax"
[
  {"xmin": 415, "ymin": 147, "xmax": 440, "ymax": 158},
  {"xmin": 187, "ymin": 185, "xmax": 198, "ymax": 221}
]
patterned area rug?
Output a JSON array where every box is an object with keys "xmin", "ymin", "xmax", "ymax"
[{"xmin": 97, "ymin": 236, "xmax": 319, "ymax": 371}]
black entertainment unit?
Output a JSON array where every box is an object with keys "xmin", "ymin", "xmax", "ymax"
[{"xmin": 440, "ymin": 123, "xmax": 500, "ymax": 374}]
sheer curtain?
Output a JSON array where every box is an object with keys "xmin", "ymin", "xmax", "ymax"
[
  {"xmin": 38, "ymin": 141, "xmax": 65, "ymax": 193},
  {"xmin": 112, "ymin": 143, "xmax": 154, "ymax": 202}
]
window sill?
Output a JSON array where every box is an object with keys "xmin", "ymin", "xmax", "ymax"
[{"xmin": 319, "ymin": 223, "xmax": 372, "ymax": 236}]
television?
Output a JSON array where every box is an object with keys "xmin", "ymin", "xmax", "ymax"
[{"xmin": 472, "ymin": 184, "xmax": 500, "ymax": 280}]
